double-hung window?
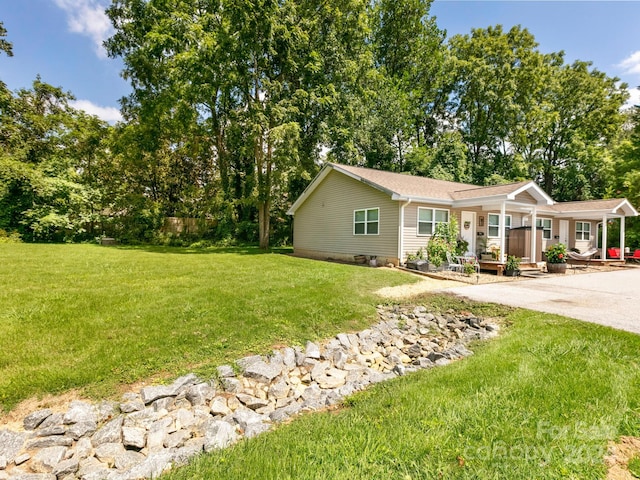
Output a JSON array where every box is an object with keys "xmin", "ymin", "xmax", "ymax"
[
  {"xmin": 576, "ymin": 221, "xmax": 591, "ymax": 241},
  {"xmin": 488, "ymin": 213, "xmax": 511, "ymax": 238},
  {"xmin": 536, "ymin": 218, "xmax": 552, "ymax": 239},
  {"xmin": 354, "ymin": 208, "xmax": 379, "ymax": 235},
  {"xmin": 417, "ymin": 208, "xmax": 449, "ymax": 236}
]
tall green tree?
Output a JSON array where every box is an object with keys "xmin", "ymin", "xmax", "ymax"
[{"xmin": 106, "ymin": 0, "xmax": 372, "ymax": 248}]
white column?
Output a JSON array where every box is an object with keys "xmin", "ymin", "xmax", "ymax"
[
  {"xmin": 499, "ymin": 202, "xmax": 506, "ymax": 263},
  {"xmin": 602, "ymin": 215, "xmax": 608, "ymax": 260},
  {"xmin": 531, "ymin": 207, "xmax": 537, "ymax": 264},
  {"xmin": 620, "ymin": 216, "xmax": 626, "ymax": 260}
]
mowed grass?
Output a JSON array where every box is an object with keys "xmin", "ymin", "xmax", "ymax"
[
  {"xmin": 0, "ymin": 244, "xmax": 416, "ymax": 413},
  {"xmin": 165, "ymin": 303, "xmax": 640, "ymax": 480}
]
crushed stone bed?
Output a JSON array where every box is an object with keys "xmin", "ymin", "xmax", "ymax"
[{"xmin": 0, "ymin": 305, "xmax": 499, "ymax": 480}]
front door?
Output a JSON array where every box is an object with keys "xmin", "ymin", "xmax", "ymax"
[
  {"xmin": 460, "ymin": 211, "xmax": 476, "ymax": 255},
  {"xmin": 559, "ymin": 220, "xmax": 569, "ymax": 247}
]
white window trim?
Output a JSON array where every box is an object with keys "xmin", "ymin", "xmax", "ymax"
[
  {"xmin": 353, "ymin": 207, "xmax": 380, "ymax": 236},
  {"xmin": 536, "ymin": 217, "xmax": 552, "ymax": 240},
  {"xmin": 576, "ymin": 221, "xmax": 591, "ymax": 241},
  {"xmin": 487, "ymin": 213, "xmax": 512, "ymax": 238},
  {"xmin": 416, "ymin": 207, "xmax": 450, "ymax": 237}
]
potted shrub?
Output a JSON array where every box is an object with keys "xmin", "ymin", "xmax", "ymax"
[
  {"xmin": 504, "ymin": 255, "xmax": 521, "ymax": 276},
  {"xmin": 405, "ymin": 248, "xmax": 429, "ymax": 272},
  {"xmin": 545, "ymin": 243, "xmax": 567, "ymax": 274}
]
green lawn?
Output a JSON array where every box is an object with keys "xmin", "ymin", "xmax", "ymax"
[
  {"xmin": 164, "ymin": 302, "xmax": 640, "ymax": 480},
  {"xmin": 0, "ymin": 244, "xmax": 416, "ymax": 412}
]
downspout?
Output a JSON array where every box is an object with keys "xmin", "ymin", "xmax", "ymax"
[{"xmin": 398, "ymin": 200, "xmax": 412, "ymax": 266}]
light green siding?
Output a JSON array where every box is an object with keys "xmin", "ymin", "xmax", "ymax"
[{"xmin": 293, "ymin": 170, "xmax": 400, "ymax": 264}]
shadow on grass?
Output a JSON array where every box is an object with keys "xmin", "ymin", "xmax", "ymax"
[{"xmin": 108, "ymin": 244, "xmax": 294, "ymax": 256}]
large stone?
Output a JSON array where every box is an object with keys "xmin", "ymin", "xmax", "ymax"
[
  {"xmin": 310, "ymin": 361, "xmax": 330, "ymax": 381},
  {"xmin": 203, "ymin": 420, "xmax": 238, "ymax": 452},
  {"xmin": 164, "ymin": 429, "xmax": 191, "ymax": 449},
  {"xmin": 75, "ymin": 437, "xmax": 93, "ymax": 459},
  {"xmin": 220, "ymin": 377, "xmax": 241, "ymax": 393},
  {"xmin": 10, "ymin": 474, "xmax": 56, "ymax": 480},
  {"xmin": 282, "ymin": 348, "xmax": 296, "ymax": 368},
  {"xmin": 77, "ymin": 457, "xmax": 110, "ymax": 480},
  {"xmin": 14, "ymin": 453, "xmax": 31, "ymax": 466},
  {"xmin": 216, "ymin": 365, "xmax": 235, "ymax": 378},
  {"xmin": 305, "ymin": 341, "xmax": 321, "ymax": 359},
  {"xmin": 122, "ymin": 427, "xmax": 146, "ymax": 450},
  {"xmin": 26, "ymin": 436, "xmax": 73, "ymax": 449},
  {"xmin": 173, "ymin": 408, "xmax": 195, "ymax": 430},
  {"xmin": 0, "ymin": 430, "xmax": 27, "ymax": 463},
  {"xmin": 243, "ymin": 361, "xmax": 282, "ymax": 384},
  {"xmin": 114, "ymin": 450, "xmax": 175, "ymax": 480},
  {"xmin": 185, "ymin": 383, "xmax": 214, "ymax": 406},
  {"xmin": 39, "ymin": 413, "xmax": 64, "ymax": 430},
  {"xmin": 146, "ymin": 428, "xmax": 169, "ymax": 453},
  {"xmin": 209, "ymin": 397, "xmax": 231, "ymax": 416},
  {"xmin": 63, "ymin": 401, "xmax": 97, "ymax": 425},
  {"xmin": 173, "ymin": 437, "xmax": 204, "ymax": 466},
  {"xmin": 36, "ymin": 425, "xmax": 65, "ymax": 437},
  {"xmin": 114, "ymin": 450, "xmax": 145, "ymax": 471},
  {"xmin": 236, "ymin": 394, "xmax": 269, "ymax": 410},
  {"xmin": 140, "ymin": 374, "xmax": 199, "ymax": 405},
  {"xmin": 268, "ymin": 379, "xmax": 290, "ymax": 400},
  {"xmin": 91, "ymin": 416, "xmax": 123, "ymax": 447},
  {"xmin": 23, "ymin": 409, "xmax": 52, "ymax": 431},
  {"xmin": 244, "ymin": 422, "xmax": 272, "ymax": 439},
  {"xmin": 66, "ymin": 421, "xmax": 97, "ymax": 440},
  {"xmin": 235, "ymin": 355, "xmax": 263, "ymax": 371},
  {"xmin": 232, "ymin": 408, "xmax": 265, "ymax": 430},
  {"xmin": 51, "ymin": 457, "xmax": 79, "ymax": 478},
  {"xmin": 31, "ymin": 446, "xmax": 67, "ymax": 473},
  {"xmin": 119, "ymin": 400, "xmax": 144, "ymax": 414},
  {"xmin": 94, "ymin": 442, "xmax": 126, "ymax": 467}
]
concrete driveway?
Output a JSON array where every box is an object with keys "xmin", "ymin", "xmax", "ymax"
[{"xmin": 445, "ymin": 267, "xmax": 640, "ymax": 334}]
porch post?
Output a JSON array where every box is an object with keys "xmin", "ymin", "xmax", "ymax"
[
  {"xmin": 620, "ymin": 216, "xmax": 626, "ymax": 260},
  {"xmin": 602, "ymin": 215, "xmax": 608, "ymax": 259},
  {"xmin": 499, "ymin": 202, "xmax": 506, "ymax": 263},
  {"xmin": 531, "ymin": 207, "xmax": 537, "ymax": 264}
]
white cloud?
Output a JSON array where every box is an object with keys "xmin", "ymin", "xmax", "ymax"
[
  {"xmin": 626, "ymin": 87, "xmax": 640, "ymax": 109},
  {"xmin": 71, "ymin": 99, "xmax": 122, "ymax": 123},
  {"xmin": 618, "ymin": 51, "xmax": 640, "ymax": 76},
  {"xmin": 53, "ymin": 0, "xmax": 113, "ymax": 57}
]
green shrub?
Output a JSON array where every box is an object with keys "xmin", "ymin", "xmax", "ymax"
[
  {"xmin": 0, "ymin": 229, "xmax": 23, "ymax": 243},
  {"xmin": 546, "ymin": 243, "xmax": 567, "ymax": 263}
]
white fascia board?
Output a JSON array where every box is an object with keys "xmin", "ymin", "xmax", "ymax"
[
  {"xmin": 507, "ymin": 182, "xmax": 554, "ymax": 205},
  {"xmin": 614, "ymin": 199, "xmax": 639, "ymax": 216},
  {"xmin": 391, "ymin": 194, "xmax": 453, "ymax": 206},
  {"xmin": 452, "ymin": 195, "xmax": 508, "ymax": 208}
]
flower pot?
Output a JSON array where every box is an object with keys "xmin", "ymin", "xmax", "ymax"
[
  {"xmin": 504, "ymin": 269, "xmax": 520, "ymax": 277},
  {"xmin": 546, "ymin": 262, "xmax": 567, "ymax": 274}
]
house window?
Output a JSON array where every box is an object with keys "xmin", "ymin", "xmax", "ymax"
[
  {"xmin": 354, "ymin": 208, "xmax": 379, "ymax": 235},
  {"xmin": 536, "ymin": 218, "xmax": 552, "ymax": 239},
  {"xmin": 417, "ymin": 208, "xmax": 449, "ymax": 236},
  {"xmin": 487, "ymin": 214, "xmax": 511, "ymax": 238},
  {"xmin": 576, "ymin": 221, "xmax": 591, "ymax": 241}
]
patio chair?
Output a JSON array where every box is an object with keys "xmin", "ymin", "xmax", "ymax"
[
  {"xmin": 567, "ymin": 247, "xmax": 598, "ymax": 269},
  {"xmin": 629, "ymin": 249, "xmax": 640, "ymax": 263},
  {"xmin": 606, "ymin": 247, "xmax": 621, "ymax": 259},
  {"xmin": 446, "ymin": 251, "xmax": 464, "ymax": 273}
]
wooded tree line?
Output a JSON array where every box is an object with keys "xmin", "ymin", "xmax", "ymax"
[{"xmin": 1, "ymin": 0, "xmax": 639, "ymax": 247}]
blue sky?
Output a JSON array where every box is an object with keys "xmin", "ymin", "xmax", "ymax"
[{"xmin": 1, "ymin": 0, "xmax": 639, "ymax": 123}]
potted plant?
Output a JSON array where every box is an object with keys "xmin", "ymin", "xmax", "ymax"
[
  {"xmin": 504, "ymin": 255, "xmax": 521, "ymax": 276},
  {"xmin": 405, "ymin": 248, "xmax": 429, "ymax": 272},
  {"xmin": 545, "ymin": 243, "xmax": 567, "ymax": 274}
]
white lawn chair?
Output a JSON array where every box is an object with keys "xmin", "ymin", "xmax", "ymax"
[{"xmin": 446, "ymin": 251, "xmax": 464, "ymax": 272}]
